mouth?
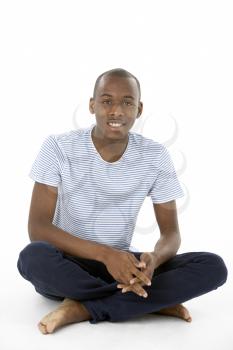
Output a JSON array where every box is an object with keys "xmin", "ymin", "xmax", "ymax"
[{"xmin": 107, "ymin": 121, "xmax": 126, "ymax": 130}]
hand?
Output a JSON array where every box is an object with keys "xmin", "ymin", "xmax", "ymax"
[
  {"xmin": 117, "ymin": 252, "xmax": 156, "ymax": 298},
  {"xmin": 104, "ymin": 249, "xmax": 152, "ymax": 286}
]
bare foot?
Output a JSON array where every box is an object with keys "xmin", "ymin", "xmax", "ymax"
[
  {"xmin": 38, "ymin": 298, "xmax": 91, "ymax": 334},
  {"xmin": 152, "ymin": 303, "xmax": 192, "ymax": 322}
]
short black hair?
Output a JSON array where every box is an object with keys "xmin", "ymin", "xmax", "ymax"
[{"xmin": 93, "ymin": 68, "xmax": 141, "ymax": 100}]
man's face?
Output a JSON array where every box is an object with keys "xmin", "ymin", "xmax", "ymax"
[{"xmin": 89, "ymin": 75, "xmax": 143, "ymax": 141}]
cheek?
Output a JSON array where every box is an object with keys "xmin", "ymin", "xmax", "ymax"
[{"xmin": 95, "ymin": 106, "xmax": 108, "ymax": 115}]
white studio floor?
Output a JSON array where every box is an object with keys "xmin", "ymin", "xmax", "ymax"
[{"xmin": 1, "ymin": 265, "xmax": 232, "ymax": 350}]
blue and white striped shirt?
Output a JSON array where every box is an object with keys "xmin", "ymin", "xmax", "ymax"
[{"xmin": 29, "ymin": 123, "xmax": 184, "ymax": 251}]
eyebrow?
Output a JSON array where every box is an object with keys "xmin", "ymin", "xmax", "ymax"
[{"xmin": 100, "ymin": 93, "xmax": 135, "ymax": 100}]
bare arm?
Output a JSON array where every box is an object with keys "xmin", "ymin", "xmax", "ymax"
[
  {"xmin": 151, "ymin": 200, "xmax": 181, "ymax": 269},
  {"xmin": 28, "ymin": 182, "xmax": 113, "ymax": 263}
]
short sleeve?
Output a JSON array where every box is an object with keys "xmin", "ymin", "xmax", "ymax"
[
  {"xmin": 148, "ymin": 145, "xmax": 184, "ymax": 203},
  {"xmin": 29, "ymin": 135, "xmax": 63, "ymax": 186}
]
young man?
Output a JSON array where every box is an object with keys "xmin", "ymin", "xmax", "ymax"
[{"xmin": 17, "ymin": 68, "xmax": 228, "ymax": 335}]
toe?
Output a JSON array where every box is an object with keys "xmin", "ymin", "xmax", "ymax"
[
  {"xmin": 182, "ymin": 307, "xmax": 192, "ymax": 322},
  {"xmin": 38, "ymin": 322, "xmax": 48, "ymax": 335},
  {"xmin": 46, "ymin": 320, "xmax": 58, "ymax": 334}
]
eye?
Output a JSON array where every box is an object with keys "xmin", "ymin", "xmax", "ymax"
[
  {"xmin": 103, "ymin": 100, "xmax": 112, "ymax": 105},
  {"xmin": 123, "ymin": 101, "xmax": 133, "ymax": 106}
]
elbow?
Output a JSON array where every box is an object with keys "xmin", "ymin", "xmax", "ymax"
[
  {"xmin": 176, "ymin": 231, "xmax": 182, "ymax": 251},
  {"xmin": 28, "ymin": 222, "xmax": 39, "ymax": 242},
  {"xmin": 28, "ymin": 220, "xmax": 47, "ymax": 242},
  {"xmin": 167, "ymin": 230, "xmax": 181, "ymax": 252}
]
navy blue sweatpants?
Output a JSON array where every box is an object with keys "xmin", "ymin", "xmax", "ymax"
[{"xmin": 17, "ymin": 241, "xmax": 228, "ymax": 324}]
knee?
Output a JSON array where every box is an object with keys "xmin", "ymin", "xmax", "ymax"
[
  {"xmin": 204, "ymin": 252, "xmax": 228, "ymax": 287},
  {"xmin": 17, "ymin": 241, "xmax": 57, "ymax": 279}
]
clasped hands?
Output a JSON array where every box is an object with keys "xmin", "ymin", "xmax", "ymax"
[{"xmin": 117, "ymin": 252, "xmax": 156, "ymax": 298}]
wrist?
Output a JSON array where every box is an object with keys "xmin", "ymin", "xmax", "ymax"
[
  {"xmin": 150, "ymin": 252, "xmax": 160, "ymax": 269},
  {"xmin": 97, "ymin": 245, "xmax": 115, "ymax": 264}
]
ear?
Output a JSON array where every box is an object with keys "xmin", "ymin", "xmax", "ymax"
[
  {"xmin": 89, "ymin": 97, "xmax": 95, "ymax": 114},
  {"xmin": 137, "ymin": 101, "xmax": 143, "ymax": 118}
]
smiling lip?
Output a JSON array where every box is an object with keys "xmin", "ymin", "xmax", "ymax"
[
  {"xmin": 107, "ymin": 122, "xmax": 125, "ymax": 130},
  {"xmin": 107, "ymin": 121, "xmax": 125, "ymax": 125}
]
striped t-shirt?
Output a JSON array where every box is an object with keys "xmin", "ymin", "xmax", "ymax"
[{"xmin": 29, "ymin": 123, "xmax": 184, "ymax": 251}]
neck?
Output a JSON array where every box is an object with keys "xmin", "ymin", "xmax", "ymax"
[
  {"xmin": 92, "ymin": 125, "xmax": 128, "ymax": 146},
  {"xmin": 91, "ymin": 126, "xmax": 129, "ymax": 158}
]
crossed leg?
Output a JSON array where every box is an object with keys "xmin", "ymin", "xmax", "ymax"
[{"xmin": 17, "ymin": 242, "xmax": 227, "ymax": 334}]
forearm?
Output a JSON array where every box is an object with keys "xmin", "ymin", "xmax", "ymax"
[
  {"xmin": 28, "ymin": 222, "xmax": 113, "ymax": 263},
  {"xmin": 151, "ymin": 231, "xmax": 181, "ymax": 269}
]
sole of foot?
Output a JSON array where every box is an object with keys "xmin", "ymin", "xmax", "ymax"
[
  {"xmin": 152, "ymin": 303, "xmax": 192, "ymax": 322},
  {"xmin": 38, "ymin": 298, "xmax": 91, "ymax": 334}
]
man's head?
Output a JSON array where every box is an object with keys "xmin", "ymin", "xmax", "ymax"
[
  {"xmin": 92, "ymin": 68, "xmax": 141, "ymax": 100},
  {"xmin": 89, "ymin": 68, "xmax": 143, "ymax": 141}
]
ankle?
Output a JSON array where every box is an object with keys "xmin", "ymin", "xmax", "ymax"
[{"xmin": 80, "ymin": 303, "xmax": 91, "ymax": 320}]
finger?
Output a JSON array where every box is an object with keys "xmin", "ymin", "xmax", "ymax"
[
  {"xmin": 131, "ymin": 271, "xmax": 151, "ymax": 286},
  {"xmin": 123, "ymin": 284, "xmax": 148, "ymax": 298},
  {"xmin": 137, "ymin": 261, "xmax": 146, "ymax": 268},
  {"xmin": 131, "ymin": 277, "xmax": 152, "ymax": 288},
  {"xmin": 131, "ymin": 283, "xmax": 148, "ymax": 297},
  {"xmin": 129, "ymin": 278, "xmax": 136, "ymax": 285},
  {"xmin": 119, "ymin": 279, "xmax": 147, "ymax": 293},
  {"xmin": 131, "ymin": 255, "xmax": 146, "ymax": 268},
  {"xmin": 138, "ymin": 263, "xmax": 147, "ymax": 270},
  {"xmin": 138, "ymin": 262, "xmax": 146, "ymax": 269},
  {"xmin": 133, "ymin": 269, "xmax": 151, "ymax": 286},
  {"xmin": 129, "ymin": 277, "xmax": 140, "ymax": 285}
]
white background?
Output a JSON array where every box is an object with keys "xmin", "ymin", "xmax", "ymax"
[{"xmin": 0, "ymin": 1, "xmax": 232, "ymax": 349}]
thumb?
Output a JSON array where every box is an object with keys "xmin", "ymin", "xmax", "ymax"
[
  {"xmin": 140, "ymin": 253, "xmax": 152, "ymax": 267},
  {"xmin": 139, "ymin": 261, "xmax": 146, "ymax": 268},
  {"xmin": 135, "ymin": 260, "xmax": 146, "ymax": 268}
]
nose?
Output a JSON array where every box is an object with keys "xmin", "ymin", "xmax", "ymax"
[{"xmin": 109, "ymin": 102, "xmax": 124, "ymax": 116}]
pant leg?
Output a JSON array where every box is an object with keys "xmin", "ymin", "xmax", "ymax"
[
  {"xmin": 17, "ymin": 241, "xmax": 119, "ymax": 302},
  {"xmin": 82, "ymin": 251, "xmax": 228, "ymax": 323}
]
